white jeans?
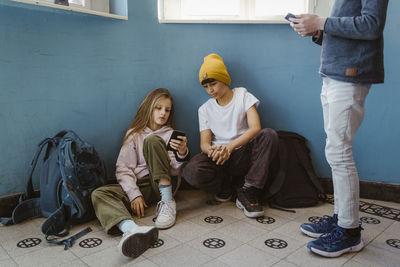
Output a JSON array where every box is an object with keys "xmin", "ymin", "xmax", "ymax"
[{"xmin": 321, "ymin": 77, "xmax": 371, "ymax": 229}]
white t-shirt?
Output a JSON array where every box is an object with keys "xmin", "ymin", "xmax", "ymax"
[{"xmin": 198, "ymin": 87, "xmax": 260, "ymax": 146}]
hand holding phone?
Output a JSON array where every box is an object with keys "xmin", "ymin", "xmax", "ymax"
[
  {"xmin": 167, "ymin": 130, "xmax": 186, "ymax": 151},
  {"xmin": 285, "ymin": 13, "xmax": 298, "ymax": 24}
]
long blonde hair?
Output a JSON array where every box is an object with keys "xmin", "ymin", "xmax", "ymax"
[{"xmin": 122, "ymin": 88, "xmax": 175, "ymax": 144}]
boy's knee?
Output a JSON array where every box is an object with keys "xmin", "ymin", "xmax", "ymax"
[
  {"xmin": 258, "ymin": 128, "xmax": 278, "ymax": 143},
  {"xmin": 182, "ymin": 157, "xmax": 216, "ymax": 187}
]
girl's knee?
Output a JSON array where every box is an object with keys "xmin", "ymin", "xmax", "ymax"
[{"xmin": 144, "ymin": 134, "xmax": 164, "ymax": 147}]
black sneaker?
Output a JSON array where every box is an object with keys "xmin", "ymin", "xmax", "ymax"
[{"xmin": 236, "ymin": 186, "xmax": 264, "ymax": 218}]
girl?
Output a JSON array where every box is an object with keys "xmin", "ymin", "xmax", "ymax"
[{"xmin": 92, "ymin": 88, "xmax": 189, "ymax": 258}]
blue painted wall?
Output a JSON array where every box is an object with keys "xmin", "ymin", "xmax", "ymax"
[{"xmin": 0, "ymin": 1, "xmax": 399, "ymax": 196}]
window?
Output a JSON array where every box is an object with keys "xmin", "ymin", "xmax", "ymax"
[
  {"xmin": 7, "ymin": 0, "xmax": 127, "ymax": 19},
  {"xmin": 37, "ymin": 0, "xmax": 111, "ymax": 13},
  {"xmin": 158, "ymin": 0, "xmax": 334, "ymax": 23}
]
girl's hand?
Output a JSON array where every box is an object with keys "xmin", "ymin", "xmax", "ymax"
[
  {"xmin": 130, "ymin": 196, "xmax": 147, "ymax": 218},
  {"xmin": 169, "ymin": 135, "xmax": 188, "ymax": 156}
]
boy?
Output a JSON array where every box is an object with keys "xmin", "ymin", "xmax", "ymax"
[
  {"xmin": 182, "ymin": 53, "xmax": 278, "ymax": 218},
  {"xmin": 288, "ymin": 0, "xmax": 388, "ymax": 258}
]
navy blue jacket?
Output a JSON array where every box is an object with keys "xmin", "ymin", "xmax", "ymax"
[{"xmin": 314, "ymin": 0, "xmax": 389, "ymax": 84}]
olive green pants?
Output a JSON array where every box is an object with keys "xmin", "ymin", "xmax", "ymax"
[{"xmin": 91, "ymin": 135, "xmax": 172, "ymax": 234}]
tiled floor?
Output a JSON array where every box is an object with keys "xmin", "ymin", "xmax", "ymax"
[{"xmin": 1, "ymin": 190, "xmax": 399, "ymax": 267}]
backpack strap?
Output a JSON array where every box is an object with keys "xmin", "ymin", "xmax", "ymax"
[
  {"xmin": 58, "ymin": 139, "xmax": 83, "ymax": 218},
  {"xmin": 24, "ymin": 138, "xmax": 54, "ymax": 200},
  {"xmin": 0, "ymin": 198, "xmax": 41, "ymax": 226},
  {"xmin": 1, "ymin": 137, "xmax": 56, "ymax": 226},
  {"xmin": 46, "ymin": 227, "xmax": 92, "ymax": 250}
]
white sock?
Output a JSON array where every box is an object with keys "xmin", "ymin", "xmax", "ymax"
[
  {"xmin": 118, "ymin": 219, "xmax": 138, "ymax": 233},
  {"xmin": 159, "ymin": 184, "xmax": 173, "ymax": 201}
]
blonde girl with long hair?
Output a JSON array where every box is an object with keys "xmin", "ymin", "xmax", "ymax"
[{"xmin": 92, "ymin": 88, "xmax": 189, "ymax": 259}]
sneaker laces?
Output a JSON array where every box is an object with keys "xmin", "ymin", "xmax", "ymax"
[
  {"xmin": 313, "ymin": 215, "xmax": 337, "ymax": 232},
  {"xmin": 156, "ymin": 200, "xmax": 175, "ymax": 220},
  {"xmin": 320, "ymin": 226, "xmax": 344, "ymax": 245},
  {"xmin": 320, "ymin": 225, "xmax": 364, "ymax": 245}
]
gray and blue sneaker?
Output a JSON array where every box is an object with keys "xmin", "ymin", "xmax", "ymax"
[
  {"xmin": 307, "ymin": 224, "xmax": 364, "ymax": 257},
  {"xmin": 300, "ymin": 214, "xmax": 338, "ymax": 238}
]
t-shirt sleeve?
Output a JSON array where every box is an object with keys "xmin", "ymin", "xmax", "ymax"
[
  {"xmin": 244, "ymin": 91, "xmax": 260, "ymax": 111},
  {"xmin": 198, "ymin": 105, "xmax": 210, "ymax": 132}
]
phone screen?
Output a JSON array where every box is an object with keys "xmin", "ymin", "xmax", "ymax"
[{"xmin": 167, "ymin": 130, "xmax": 185, "ymax": 151}]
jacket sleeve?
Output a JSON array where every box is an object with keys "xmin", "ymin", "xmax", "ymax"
[
  {"xmin": 312, "ymin": 30, "xmax": 323, "ymax": 46},
  {"xmin": 324, "ymin": 0, "xmax": 388, "ymax": 40},
  {"xmin": 115, "ymin": 142, "xmax": 142, "ymax": 202},
  {"xmin": 169, "ymin": 148, "xmax": 190, "ymax": 172}
]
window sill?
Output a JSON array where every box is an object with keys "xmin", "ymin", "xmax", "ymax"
[
  {"xmin": 158, "ymin": 18, "xmax": 289, "ymax": 24},
  {"xmin": 9, "ymin": 0, "xmax": 128, "ymax": 20}
]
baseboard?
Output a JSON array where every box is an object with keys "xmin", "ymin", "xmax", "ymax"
[
  {"xmin": 1, "ymin": 179, "xmax": 399, "ymax": 218},
  {"xmin": 319, "ymin": 177, "xmax": 400, "ymax": 203},
  {"xmin": 0, "ymin": 190, "xmax": 40, "ymax": 218}
]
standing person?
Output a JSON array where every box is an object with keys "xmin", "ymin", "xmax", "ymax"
[
  {"xmin": 182, "ymin": 53, "xmax": 278, "ymax": 218},
  {"xmin": 288, "ymin": 0, "xmax": 389, "ymax": 257},
  {"xmin": 91, "ymin": 88, "xmax": 189, "ymax": 258}
]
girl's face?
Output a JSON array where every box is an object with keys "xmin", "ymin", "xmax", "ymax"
[{"xmin": 149, "ymin": 97, "xmax": 172, "ymax": 130}]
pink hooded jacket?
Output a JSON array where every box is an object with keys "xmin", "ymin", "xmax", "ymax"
[{"xmin": 116, "ymin": 126, "xmax": 187, "ymax": 201}]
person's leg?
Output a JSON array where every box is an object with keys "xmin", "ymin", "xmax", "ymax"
[
  {"xmin": 307, "ymin": 77, "xmax": 370, "ymax": 257},
  {"xmin": 182, "ymin": 152, "xmax": 225, "ymax": 194},
  {"xmin": 143, "ymin": 134, "xmax": 175, "ymax": 229},
  {"xmin": 91, "ymin": 184, "xmax": 136, "ymax": 234},
  {"xmin": 91, "ymin": 184, "xmax": 158, "ymax": 258},
  {"xmin": 228, "ymin": 128, "xmax": 279, "ymax": 218},
  {"xmin": 241, "ymin": 128, "xmax": 279, "ymax": 189},
  {"xmin": 300, "ymin": 78, "xmax": 339, "ymax": 237},
  {"xmin": 324, "ymin": 78, "xmax": 370, "ymax": 229}
]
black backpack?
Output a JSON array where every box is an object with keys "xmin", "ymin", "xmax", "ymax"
[
  {"xmin": 264, "ymin": 131, "xmax": 325, "ymax": 210},
  {"xmin": 1, "ymin": 130, "xmax": 107, "ymax": 249}
]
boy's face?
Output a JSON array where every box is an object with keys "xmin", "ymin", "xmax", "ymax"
[
  {"xmin": 150, "ymin": 97, "xmax": 172, "ymax": 130},
  {"xmin": 202, "ymin": 80, "xmax": 229, "ymax": 101}
]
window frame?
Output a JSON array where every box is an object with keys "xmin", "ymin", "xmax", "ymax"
[
  {"xmin": 8, "ymin": 0, "xmax": 125, "ymax": 19},
  {"xmin": 158, "ymin": 0, "xmax": 332, "ymax": 24}
]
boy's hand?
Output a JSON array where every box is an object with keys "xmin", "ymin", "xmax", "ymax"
[
  {"xmin": 208, "ymin": 145, "xmax": 231, "ymax": 165},
  {"xmin": 216, "ymin": 146, "xmax": 231, "ymax": 165},
  {"xmin": 130, "ymin": 196, "xmax": 147, "ymax": 218},
  {"xmin": 290, "ymin": 14, "xmax": 326, "ymax": 37}
]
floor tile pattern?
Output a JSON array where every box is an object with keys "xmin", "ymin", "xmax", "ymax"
[{"xmin": 0, "ymin": 190, "xmax": 399, "ymax": 267}]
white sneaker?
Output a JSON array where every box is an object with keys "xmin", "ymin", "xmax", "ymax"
[
  {"xmin": 155, "ymin": 199, "xmax": 176, "ymax": 229},
  {"xmin": 117, "ymin": 226, "xmax": 158, "ymax": 258}
]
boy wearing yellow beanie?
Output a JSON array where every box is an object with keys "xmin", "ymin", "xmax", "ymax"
[{"xmin": 182, "ymin": 53, "xmax": 279, "ymax": 218}]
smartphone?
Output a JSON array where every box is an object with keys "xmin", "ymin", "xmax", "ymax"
[
  {"xmin": 285, "ymin": 13, "xmax": 298, "ymax": 23},
  {"xmin": 167, "ymin": 130, "xmax": 186, "ymax": 151}
]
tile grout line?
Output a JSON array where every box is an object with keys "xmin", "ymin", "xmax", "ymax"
[{"xmin": 0, "ymin": 242, "xmax": 19, "ymax": 266}]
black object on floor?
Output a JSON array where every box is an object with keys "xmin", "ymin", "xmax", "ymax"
[
  {"xmin": 79, "ymin": 238, "xmax": 102, "ymax": 248},
  {"xmin": 204, "ymin": 216, "xmax": 223, "ymax": 224},
  {"xmin": 17, "ymin": 238, "xmax": 41, "ymax": 248},
  {"xmin": 203, "ymin": 238, "xmax": 225, "ymax": 249},
  {"xmin": 151, "ymin": 239, "xmax": 164, "ymax": 248},
  {"xmin": 264, "ymin": 238, "xmax": 288, "ymax": 249}
]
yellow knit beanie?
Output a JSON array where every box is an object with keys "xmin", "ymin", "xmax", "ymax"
[{"xmin": 199, "ymin": 54, "xmax": 231, "ymax": 86}]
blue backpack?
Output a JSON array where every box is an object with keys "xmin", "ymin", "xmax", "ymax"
[{"xmin": 1, "ymin": 130, "xmax": 107, "ymax": 249}]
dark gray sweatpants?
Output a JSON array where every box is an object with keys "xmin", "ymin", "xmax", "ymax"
[{"xmin": 182, "ymin": 128, "xmax": 278, "ymax": 194}]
